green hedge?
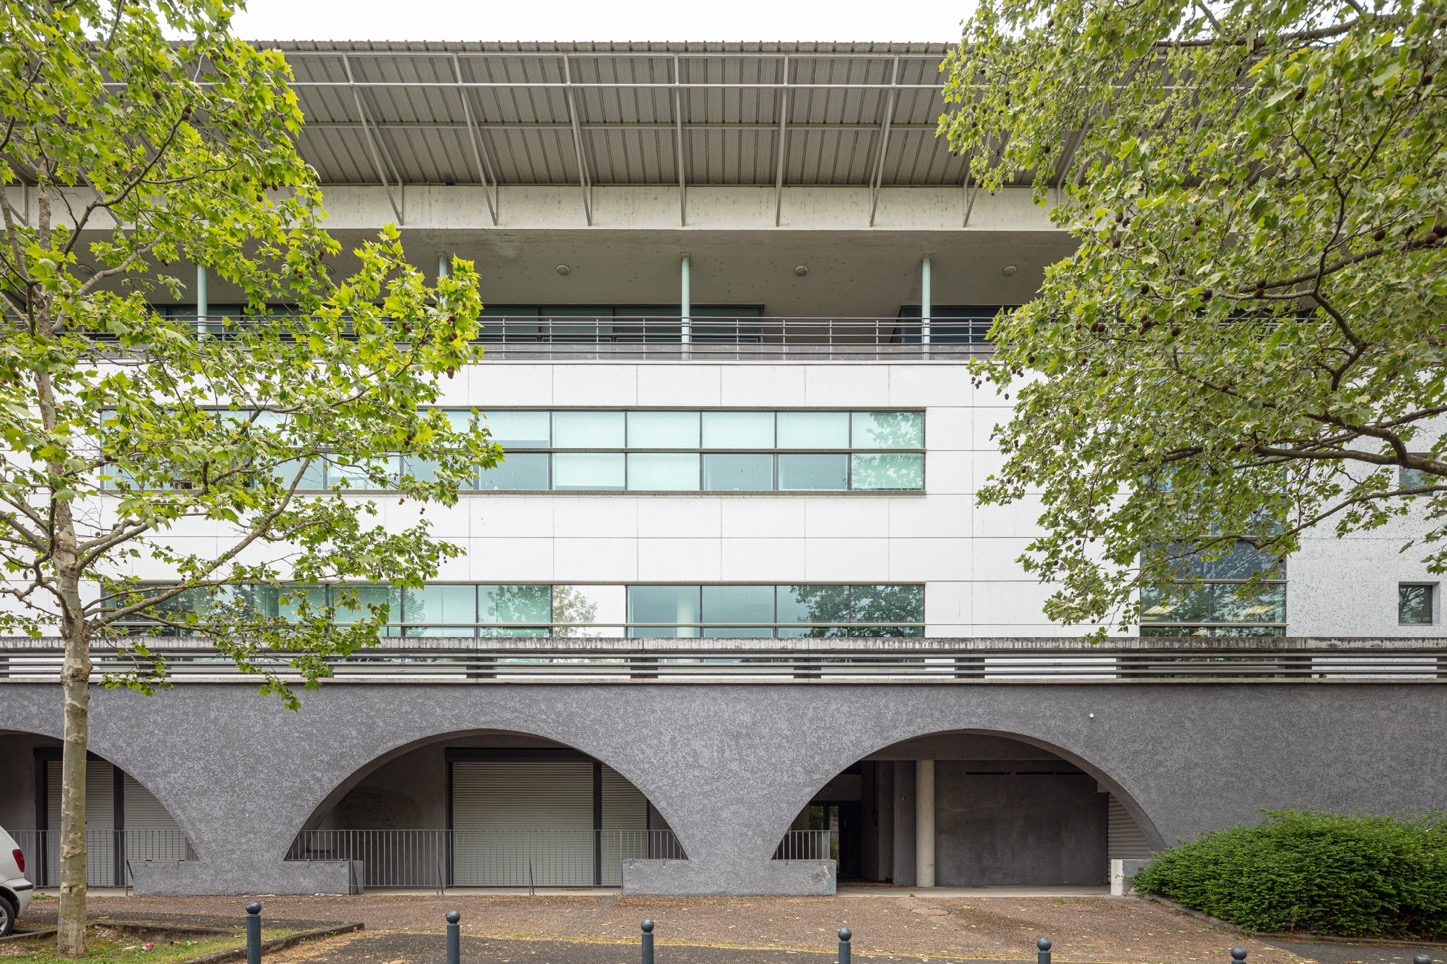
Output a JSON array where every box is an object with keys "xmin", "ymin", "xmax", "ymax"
[{"xmin": 1132, "ymin": 810, "xmax": 1447, "ymax": 938}]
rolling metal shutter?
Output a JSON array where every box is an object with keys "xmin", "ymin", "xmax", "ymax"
[
  {"xmin": 451, "ymin": 761, "xmax": 594, "ymax": 886},
  {"xmin": 600, "ymin": 765, "xmax": 648, "ymax": 884},
  {"xmin": 122, "ymin": 774, "xmax": 191, "ymax": 864},
  {"xmin": 1107, "ymin": 794, "xmax": 1153, "ymax": 860},
  {"xmin": 46, "ymin": 760, "xmax": 116, "ymax": 887}
]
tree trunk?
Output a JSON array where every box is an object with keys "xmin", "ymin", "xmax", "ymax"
[{"xmin": 56, "ymin": 567, "xmax": 91, "ymax": 957}]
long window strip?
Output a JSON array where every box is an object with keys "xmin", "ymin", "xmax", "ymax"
[
  {"xmin": 100, "ymin": 409, "xmax": 925, "ymax": 494},
  {"xmin": 1140, "ymin": 578, "xmax": 1287, "ymax": 637},
  {"xmin": 108, "ymin": 582, "xmax": 926, "ymax": 638}
]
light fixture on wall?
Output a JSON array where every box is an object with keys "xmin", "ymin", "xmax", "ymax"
[
  {"xmin": 556, "ymin": 264, "xmax": 571, "ymax": 276},
  {"xmin": 794, "ymin": 265, "xmax": 809, "ymax": 276},
  {"xmin": 1002, "ymin": 264, "xmax": 1018, "ymax": 277}
]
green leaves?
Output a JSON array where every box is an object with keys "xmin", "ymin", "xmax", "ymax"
[
  {"xmin": 0, "ymin": 0, "xmax": 501, "ymax": 700},
  {"xmin": 941, "ymin": 0, "xmax": 1447, "ymax": 631}
]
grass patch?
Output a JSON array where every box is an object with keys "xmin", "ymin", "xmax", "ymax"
[{"xmin": 0, "ymin": 926, "xmax": 292, "ymax": 963}]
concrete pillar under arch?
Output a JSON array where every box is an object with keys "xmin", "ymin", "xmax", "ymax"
[{"xmin": 916, "ymin": 759, "xmax": 935, "ymax": 887}]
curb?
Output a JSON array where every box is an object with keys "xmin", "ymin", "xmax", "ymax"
[{"xmin": 181, "ymin": 922, "xmax": 365, "ymax": 964}]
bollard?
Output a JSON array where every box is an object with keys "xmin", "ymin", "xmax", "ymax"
[
  {"xmin": 1231, "ymin": 948, "xmax": 1248, "ymax": 964},
  {"xmin": 1037, "ymin": 937, "xmax": 1052, "ymax": 964},
  {"xmin": 641, "ymin": 919, "xmax": 655, "ymax": 964},
  {"xmin": 1412, "ymin": 957, "xmax": 1431, "ymax": 964},
  {"xmin": 447, "ymin": 910, "xmax": 461, "ymax": 964},
  {"xmin": 838, "ymin": 928, "xmax": 852, "ymax": 964},
  {"xmin": 245, "ymin": 902, "xmax": 262, "ymax": 964}
]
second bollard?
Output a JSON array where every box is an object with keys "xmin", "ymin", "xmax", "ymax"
[
  {"xmin": 1231, "ymin": 948, "xmax": 1248, "ymax": 964},
  {"xmin": 839, "ymin": 928, "xmax": 852, "ymax": 964},
  {"xmin": 447, "ymin": 911, "xmax": 461, "ymax": 964},
  {"xmin": 245, "ymin": 902, "xmax": 262, "ymax": 964},
  {"xmin": 642, "ymin": 919, "xmax": 655, "ymax": 964},
  {"xmin": 1037, "ymin": 937, "xmax": 1052, "ymax": 964}
]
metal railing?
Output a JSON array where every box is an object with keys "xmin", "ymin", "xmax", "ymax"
[
  {"xmin": 773, "ymin": 829, "xmax": 833, "ymax": 861},
  {"xmin": 8, "ymin": 829, "xmax": 193, "ymax": 888},
  {"xmin": 2, "ymin": 637, "xmax": 1443, "ymax": 682},
  {"xmin": 113, "ymin": 315, "xmax": 995, "ymax": 361},
  {"xmin": 285, "ymin": 828, "xmax": 684, "ymax": 890}
]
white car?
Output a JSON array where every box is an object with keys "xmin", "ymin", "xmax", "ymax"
[{"xmin": 0, "ymin": 826, "xmax": 34, "ymax": 936}]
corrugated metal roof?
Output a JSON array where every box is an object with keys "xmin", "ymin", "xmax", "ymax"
[{"xmin": 267, "ymin": 41, "xmax": 973, "ymax": 190}]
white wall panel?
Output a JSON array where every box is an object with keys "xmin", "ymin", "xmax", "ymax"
[
  {"xmin": 553, "ymin": 538, "xmax": 640, "ymax": 582},
  {"xmin": 925, "ymin": 408, "xmax": 973, "ymax": 452},
  {"xmin": 468, "ymin": 538, "xmax": 556, "ymax": 581},
  {"xmin": 805, "ymin": 499, "xmax": 890, "ymax": 538},
  {"xmin": 888, "ymin": 538, "xmax": 969, "ymax": 583},
  {"xmin": 638, "ymin": 539, "xmax": 723, "ymax": 582},
  {"xmin": 720, "ymin": 500, "xmax": 808, "ymax": 538},
  {"xmin": 472, "ymin": 365, "xmax": 555, "ymax": 407},
  {"xmin": 552, "ymin": 366, "xmax": 639, "ymax": 407},
  {"xmin": 637, "ymin": 499, "xmax": 723, "ymax": 539},
  {"xmin": 637, "ymin": 365, "xmax": 723, "ymax": 407},
  {"xmin": 925, "ymin": 451, "xmax": 972, "ymax": 495},
  {"xmin": 889, "ymin": 364, "xmax": 970, "ymax": 407},
  {"xmin": 720, "ymin": 538, "xmax": 807, "ymax": 582},
  {"xmin": 552, "ymin": 498, "xmax": 639, "ymax": 538},
  {"xmin": 719, "ymin": 365, "xmax": 807, "ymax": 406},
  {"xmin": 804, "ymin": 366, "xmax": 889, "ymax": 406},
  {"xmin": 805, "ymin": 538, "xmax": 890, "ymax": 582}
]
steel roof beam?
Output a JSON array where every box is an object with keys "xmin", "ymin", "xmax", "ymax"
[
  {"xmin": 868, "ymin": 57, "xmax": 901, "ymax": 227},
  {"xmin": 773, "ymin": 56, "xmax": 789, "ymax": 227},
  {"xmin": 299, "ymin": 120, "xmax": 943, "ymax": 133},
  {"xmin": 341, "ymin": 53, "xmax": 406, "ymax": 224},
  {"xmin": 674, "ymin": 55, "xmax": 686, "ymax": 226},
  {"xmin": 560, "ymin": 56, "xmax": 594, "ymax": 226},
  {"xmin": 452, "ymin": 54, "xmax": 500, "ymax": 224}
]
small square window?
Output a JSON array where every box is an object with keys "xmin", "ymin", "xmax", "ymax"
[
  {"xmin": 1398, "ymin": 583, "xmax": 1435, "ymax": 625},
  {"xmin": 1399, "ymin": 464, "xmax": 1435, "ymax": 491}
]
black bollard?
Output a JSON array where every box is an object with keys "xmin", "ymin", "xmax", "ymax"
[
  {"xmin": 1231, "ymin": 948, "xmax": 1248, "ymax": 964},
  {"xmin": 1037, "ymin": 937, "xmax": 1052, "ymax": 964},
  {"xmin": 1413, "ymin": 957, "xmax": 1432, "ymax": 964},
  {"xmin": 838, "ymin": 928, "xmax": 852, "ymax": 964},
  {"xmin": 246, "ymin": 902, "xmax": 262, "ymax": 964},
  {"xmin": 447, "ymin": 911, "xmax": 461, "ymax": 964},
  {"xmin": 642, "ymin": 919, "xmax": 655, "ymax": 964}
]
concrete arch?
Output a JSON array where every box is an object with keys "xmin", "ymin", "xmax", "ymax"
[
  {"xmin": 293, "ymin": 726, "xmax": 685, "ymax": 848},
  {"xmin": 765, "ymin": 726, "xmax": 1167, "ymax": 858}
]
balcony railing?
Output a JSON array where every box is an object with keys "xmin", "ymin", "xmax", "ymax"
[
  {"xmin": 285, "ymin": 828, "xmax": 685, "ymax": 891},
  {"xmin": 123, "ymin": 315, "xmax": 994, "ymax": 361},
  {"xmin": 8, "ymin": 829, "xmax": 194, "ymax": 889},
  {"xmin": 2, "ymin": 637, "xmax": 1443, "ymax": 681}
]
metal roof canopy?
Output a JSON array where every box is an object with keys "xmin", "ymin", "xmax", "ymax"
[{"xmin": 267, "ymin": 41, "xmax": 979, "ymax": 226}]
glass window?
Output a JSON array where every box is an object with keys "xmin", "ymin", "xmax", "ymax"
[
  {"xmin": 777, "ymin": 584, "xmax": 851, "ymax": 637},
  {"xmin": 479, "ymin": 585, "xmax": 551, "ymax": 630},
  {"xmin": 777, "ymin": 412, "xmax": 848, "ymax": 449},
  {"xmin": 553, "ymin": 453, "xmax": 624, "ymax": 490},
  {"xmin": 477, "ymin": 453, "xmax": 549, "ymax": 490},
  {"xmin": 778, "ymin": 454, "xmax": 847, "ymax": 491},
  {"xmin": 552, "ymin": 584, "xmax": 625, "ymax": 637},
  {"xmin": 703, "ymin": 454, "xmax": 774, "ymax": 491},
  {"xmin": 485, "ymin": 411, "xmax": 551, "ymax": 448},
  {"xmin": 701, "ymin": 411, "xmax": 773, "ymax": 448},
  {"xmin": 332, "ymin": 584, "xmax": 402, "ymax": 636},
  {"xmin": 628, "ymin": 585, "xmax": 701, "ymax": 638},
  {"xmin": 252, "ymin": 584, "xmax": 328, "ymax": 622},
  {"xmin": 851, "ymin": 584, "xmax": 925, "ymax": 636},
  {"xmin": 852, "ymin": 411, "xmax": 924, "ymax": 449},
  {"xmin": 1400, "ymin": 463, "xmax": 1434, "ymax": 491},
  {"xmin": 403, "ymin": 584, "xmax": 477, "ymax": 636},
  {"xmin": 628, "ymin": 411, "xmax": 700, "ymax": 448},
  {"xmin": 851, "ymin": 453, "xmax": 924, "ymax": 490},
  {"xmin": 627, "ymin": 453, "xmax": 700, "ymax": 491},
  {"xmin": 1399, "ymin": 583, "xmax": 1435, "ymax": 624},
  {"xmin": 702, "ymin": 585, "xmax": 775, "ymax": 637},
  {"xmin": 553, "ymin": 411, "xmax": 624, "ymax": 449},
  {"xmin": 1213, "ymin": 583, "xmax": 1286, "ymax": 624},
  {"xmin": 326, "ymin": 456, "xmax": 400, "ymax": 490},
  {"xmin": 274, "ymin": 458, "xmax": 326, "ymax": 490}
]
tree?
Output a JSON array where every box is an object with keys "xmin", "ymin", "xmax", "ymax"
[
  {"xmin": 939, "ymin": 0, "xmax": 1447, "ymax": 630},
  {"xmin": 0, "ymin": 2, "xmax": 497, "ymax": 954}
]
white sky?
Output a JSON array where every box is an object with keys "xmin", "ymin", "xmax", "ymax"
[{"xmin": 231, "ymin": 0, "xmax": 977, "ymax": 43}]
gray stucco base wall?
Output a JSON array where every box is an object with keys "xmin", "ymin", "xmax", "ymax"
[
  {"xmin": 129, "ymin": 859, "xmax": 352, "ymax": 896},
  {"xmin": 2, "ymin": 681, "xmax": 1444, "ymax": 896},
  {"xmin": 624, "ymin": 859, "xmax": 836, "ymax": 895}
]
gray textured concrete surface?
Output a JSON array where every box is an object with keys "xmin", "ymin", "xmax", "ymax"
[
  {"xmin": 1, "ymin": 681, "xmax": 1444, "ymax": 896},
  {"xmin": 935, "ymin": 768, "xmax": 1106, "ymax": 886}
]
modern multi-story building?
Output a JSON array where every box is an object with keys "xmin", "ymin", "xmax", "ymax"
[{"xmin": 2, "ymin": 41, "xmax": 1443, "ymax": 898}]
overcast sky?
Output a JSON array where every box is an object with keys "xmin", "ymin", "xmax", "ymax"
[{"xmin": 231, "ymin": 0, "xmax": 977, "ymax": 44}]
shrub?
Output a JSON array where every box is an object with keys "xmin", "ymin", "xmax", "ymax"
[{"xmin": 1132, "ymin": 810, "xmax": 1447, "ymax": 938}]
